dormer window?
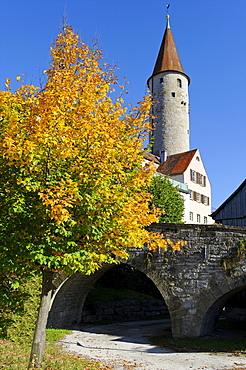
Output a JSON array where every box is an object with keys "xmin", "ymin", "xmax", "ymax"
[{"xmin": 177, "ymin": 78, "xmax": 182, "ymax": 88}]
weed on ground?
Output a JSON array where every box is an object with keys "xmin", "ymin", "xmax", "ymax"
[{"xmin": 0, "ymin": 329, "xmax": 113, "ymax": 370}]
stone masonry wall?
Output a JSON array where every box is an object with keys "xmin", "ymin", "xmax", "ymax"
[
  {"xmin": 127, "ymin": 223, "xmax": 246, "ymax": 337},
  {"xmin": 82, "ymin": 299, "xmax": 168, "ymax": 323},
  {"xmin": 150, "ymin": 71, "xmax": 189, "ymax": 157}
]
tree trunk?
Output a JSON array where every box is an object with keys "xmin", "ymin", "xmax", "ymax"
[{"xmin": 28, "ymin": 269, "xmax": 55, "ymax": 369}]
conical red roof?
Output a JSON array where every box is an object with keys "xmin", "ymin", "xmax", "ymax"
[{"xmin": 152, "ymin": 17, "xmax": 184, "ymax": 76}]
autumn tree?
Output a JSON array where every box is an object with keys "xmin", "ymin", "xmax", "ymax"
[
  {"xmin": 148, "ymin": 175, "xmax": 185, "ymax": 223},
  {"xmin": 0, "ymin": 26, "xmax": 184, "ymax": 368}
]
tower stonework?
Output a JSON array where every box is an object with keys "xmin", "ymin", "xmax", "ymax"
[{"xmin": 148, "ymin": 16, "xmax": 190, "ymax": 157}]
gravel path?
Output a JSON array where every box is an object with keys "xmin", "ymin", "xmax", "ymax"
[{"xmin": 59, "ymin": 319, "xmax": 246, "ymax": 370}]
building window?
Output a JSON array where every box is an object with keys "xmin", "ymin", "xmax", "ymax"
[
  {"xmin": 204, "ymin": 216, "xmax": 207, "ymax": 224},
  {"xmin": 190, "ymin": 169, "xmax": 206, "ymax": 187},
  {"xmin": 204, "ymin": 196, "xmax": 209, "ymax": 205},
  {"xmin": 189, "ymin": 212, "xmax": 193, "ymax": 221},
  {"xmin": 160, "ymin": 77, "xmax": 163, "ymax": 83},
  {"xmin": 197, "ymin": 214, "xmax": 201, "ymax": 223},
  {"xmin": 171, "ymin": 92, "xmax": 175, "ymax": 97},
  {"xmin": 189, "ymin": 190, "xmax": 192, "ymax": 199},
  {"xmin": 190, "ymin": 169, "xmax": 196, "ymax": 182},
  {"xmin": 177, "ymin": 78, "xmax": 182, "ymax": 88},
  {"xmin": 196, "ymin": 193, "xmax": 200, "ymax": 202},
  {"xmin": 196, "ymin": 156, "xmax": 200, "ymax": 161}
]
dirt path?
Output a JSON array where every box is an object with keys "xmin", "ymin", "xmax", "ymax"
[{"xmin": 59, "ymin": 320, "xmax": 246, "ymax": 370}]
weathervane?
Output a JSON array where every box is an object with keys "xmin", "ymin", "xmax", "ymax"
[
  {"xmin": 166, "ymin": 4, "xmax": 170, "ymax": 26},
  {"xmin": 166, "ymin": 4, "xmax": 170, "ymax": 15}
]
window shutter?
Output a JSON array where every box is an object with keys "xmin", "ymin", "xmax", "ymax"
[
  {"xmin": 196, "ymin": 172, "xmax": 200, "ymax": 184},
  {"xmin": 207, "ymin": 197, "xmax": 209, "ymax": 206},
  {"xmin": 204, "ymin": 176, "xmax": 206, "ymax": 187},
  {"xmin": 190, "ymin": 169, "xmax": 193, "ymax": 181},
  {"xmin": 193, "ymin": 191, "xmax": 196, "ymax": 201},
  {"xmin": 201, "ymin": 194, "xmax": 204, "ymax": 204}
]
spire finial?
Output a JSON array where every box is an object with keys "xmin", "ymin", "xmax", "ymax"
[{"xmin": 166, "ymin": 4, "xmax": 170, "ymax": 28}]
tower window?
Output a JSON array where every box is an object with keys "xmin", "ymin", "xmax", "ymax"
[
  {"xmin": 160, "ymin": 77, "xmax": 163, "ymax": 83},
  {"xmin": 177, "ymin": 78, "xmax": 182, "ymax": 88},
  {"xmin": 171, "ymin": 92, "xmax": 175, "ymax": 97}
]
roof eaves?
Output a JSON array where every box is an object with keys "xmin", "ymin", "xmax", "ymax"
[{"xmin": 211, "ymin": 179, "xmax": 246, "ymax": 217}]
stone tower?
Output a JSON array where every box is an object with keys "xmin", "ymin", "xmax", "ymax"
[{"xmin": 148, "ymin": 15, "xmax": 190, "ymax": 158}]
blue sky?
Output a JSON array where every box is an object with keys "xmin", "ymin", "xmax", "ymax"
[{"xmin": 1, "ymin": 0, "xmax": 246, "ymax": 210}]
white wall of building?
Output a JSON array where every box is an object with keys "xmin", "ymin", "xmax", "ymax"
[{"xmin": 185, "ymin": 150, "xmax": 213, "ymax": 224}]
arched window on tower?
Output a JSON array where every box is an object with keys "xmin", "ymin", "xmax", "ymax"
[{"xmin": 177, "ymin": 78, "xmax": 182, "ymax": 88}]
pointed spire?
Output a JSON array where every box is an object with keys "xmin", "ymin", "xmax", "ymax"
[{"xmin": 151, "ymin": 15, "xmax": 184, "ymax": 77}]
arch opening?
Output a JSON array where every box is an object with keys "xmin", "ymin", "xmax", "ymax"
[
  {"xmin": 48, "ymin": 262, "xmax": 171, "ymax": 331},
  {"xmin": 82, "ymin": 264, "xmax": 169, "ymax": 324},
  {"xmin": 201, "ymin": 286, "xmax": 246, "ymax": 337}
]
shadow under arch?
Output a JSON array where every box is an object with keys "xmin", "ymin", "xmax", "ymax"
[
  {"xmin": 200, "ymin": 280, "xmax": 246, "ymax": 336},
  {"xmin": 48, "ymin": 261, "xmax": 171, "ymax": 330}
]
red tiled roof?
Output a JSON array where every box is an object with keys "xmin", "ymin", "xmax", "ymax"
[
  {"xmin": 157, "ymin": 149, "xmax": 197, "ymax": 175},
  {"xmin": 144, "ymin": 152, "xmax": 161, "ymax": 165}
]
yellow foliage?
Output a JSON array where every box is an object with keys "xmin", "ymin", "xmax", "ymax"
[{"xmin": 0, "ymin": 25, "xmax": 183, "ymax": 275}]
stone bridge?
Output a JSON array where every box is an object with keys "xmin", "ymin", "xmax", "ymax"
[{"xmin": 48, "ymin": 224, "xmax": 246, "ymax": 338}]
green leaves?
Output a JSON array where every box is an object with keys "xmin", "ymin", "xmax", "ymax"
[{"xmin": 148, "ymin": 175, "xmax": 185, "ymax": 223}]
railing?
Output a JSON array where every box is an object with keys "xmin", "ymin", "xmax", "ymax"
[{"xmin": 169, "ymin": 178, "xmax": 189, "ymax": 192}]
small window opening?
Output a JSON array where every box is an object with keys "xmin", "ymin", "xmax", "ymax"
[
  {"xmin": 160, "ymin": 77, "xmax": 163, "ymax": 83},
  {"xmin": 171, "ymin": 92, "xmax": 175, "ymax": 97},
  {"xmin": 177, "ymin": 78, "xmax": 182, "ymax": 88}
]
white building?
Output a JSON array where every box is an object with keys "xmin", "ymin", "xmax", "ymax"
[{"xmin": 145, "ymin": 15, "xmax": 212, "ymax": 224}]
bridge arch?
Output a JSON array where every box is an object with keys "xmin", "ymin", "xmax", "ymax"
[
  {"xmin": 48, "ymin": 224, "xmax": 246, "ymax": 338},
  {"xmin": 48, "ymin": 260, "xmax": 171, "ymax": 329},
  {"xmin": 200, "ymin": 277, "xmax": 246, "ymax": 336}
]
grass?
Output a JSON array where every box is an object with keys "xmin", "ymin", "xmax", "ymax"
[
  {"xmin": 0, "ymin": 328, "xmax": 113, "ymax": 369},
  {"xmin": 151, "ymin": 334, "xmax": 246, "ymax": 354},
  {"xmin": 85, "ymin": 285, "xmax": 158, "ymax": 304},
  {"xmin": 150, "ymin": 321, "xmax": 246, "ymax": 355}
]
